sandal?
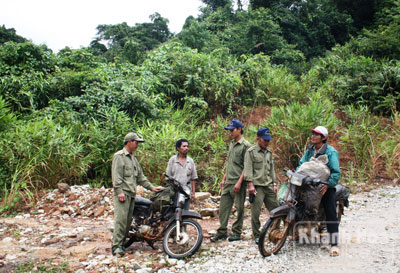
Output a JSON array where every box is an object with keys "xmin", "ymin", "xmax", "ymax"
[{"xmin": 329, "ymin": 246, "xmax": 340, "ymax": 257}]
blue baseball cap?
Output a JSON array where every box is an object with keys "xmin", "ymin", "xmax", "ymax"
[
  {"xmin": 257, "ymin": 128, "xmax": 273, "ymax": 141},
  {"xmin": 224, "ymin": 120, "xmax": 243, "ymax": 130}
]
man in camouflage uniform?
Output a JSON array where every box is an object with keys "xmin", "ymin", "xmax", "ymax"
[
  {"xmin": 211, "ymin": 120, "xmax": 251, "ymax": 242},
  {"xmin": 244, "ymin": 128, "xmax": 279, "ymax": 244},
  {"xmin": 111, "ymin": 132, "xmax": 163, "ymax": 256}
]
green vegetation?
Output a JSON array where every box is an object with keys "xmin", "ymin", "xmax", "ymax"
[
  {"xmin": 15, "ymin": 260, "xmax": 69, "ymax": 273},
  {"xmin": 1, "ymin": 0, "xmax": 400, "ymax": 211}
]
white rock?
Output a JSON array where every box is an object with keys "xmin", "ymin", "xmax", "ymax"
[
  {"xmin": 3, "ymin": 237, "xmax": 13, "ymax": 243},
  {"xmin": 96, "ymin": 254, "xmax": 106, "ymax": 260},
  {"xmin": 5, "ymin": 254, "xmax": 17, "ymax": 260},
  {"xmin": 166, "ymin": 257, "xmax": 178, "ymax": 265},
  {"xmin": 101, "ymin": 259, "xmax": 111, "ymax": 265}
]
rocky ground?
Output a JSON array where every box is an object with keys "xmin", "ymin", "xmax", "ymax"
[{"xmin": 1, "ymin": 183, "xmax": 400, "ymax": 273}]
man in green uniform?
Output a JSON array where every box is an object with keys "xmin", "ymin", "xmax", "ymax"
[
  {"xmin": 244, "ymin": 128, "xmax": 279, "ymax": 244},
  {"xmin": 111, "ymin": 132, "xmax": 163, "ymax": 256},
  {"xmin": 211, "ymin": 120, "xmax": 251, "ymax": 242}
]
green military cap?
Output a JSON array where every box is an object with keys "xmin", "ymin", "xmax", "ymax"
[{"xmin": 124, "ymin": 132, "xmax": 145, "ymax": 143}]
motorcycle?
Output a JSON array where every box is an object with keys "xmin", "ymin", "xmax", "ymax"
[
  {"xmin": 258, "ymin": 169, "xmax": 349, "ymax": 257},
  {"xmin": 124, "ymin": 174, "xmax": 203, "ymax": 259}
]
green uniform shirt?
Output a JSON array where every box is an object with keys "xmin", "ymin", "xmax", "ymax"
[
  {"xmin": 112, "ymin": 147, "xmax": 154, "ymax": 196},
  {"xmin": 244, "ymin": 144, "xmax": 276, "ymax": 186},
  {"xmin": 226, "ymin": 137, "xmax": 251, "ymax": 184}
]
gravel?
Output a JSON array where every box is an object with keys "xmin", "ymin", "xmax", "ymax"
[{"xmin": 158, "ymin": 185, "xmax": 400, "ymax": 273}]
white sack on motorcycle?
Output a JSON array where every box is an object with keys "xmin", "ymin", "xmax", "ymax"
[{"xmin": 297, "ymin": 155, "xmax": 330, "ymax": 220}]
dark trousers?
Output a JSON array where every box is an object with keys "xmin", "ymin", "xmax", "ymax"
[{"xmin": 321, "ymin": 187, "xmax": 339, "ymax": 245}]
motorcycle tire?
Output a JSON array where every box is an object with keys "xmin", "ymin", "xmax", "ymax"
[
  {"xmin": 163, "ymin": 218, "xmax": 203, "ymax": 259},
  {"xmin": 259, "ymin": 215, "xmax": 289, "ymax": 257}
]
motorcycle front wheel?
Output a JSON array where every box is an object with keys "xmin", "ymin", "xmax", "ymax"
[
  {"xmin": 163, "ymin": 218, "xmax": 203, "ymax": 259},
  {"xmin": 259, "ymin": 215, "xmax": 289, "ymax": 257}
]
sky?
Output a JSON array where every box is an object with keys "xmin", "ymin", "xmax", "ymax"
[{"xmin": 1, "ymin": 0, "xmax": 204, "ymax": 52}]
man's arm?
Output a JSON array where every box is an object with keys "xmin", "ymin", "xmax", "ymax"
[
  {"xmin": 220, "ymin": 173, "xmax": 227, "ymax": 190},
  {"xmin": 270, "ymin": 155, "xmax": 278, "ymax": 194},
  {"xmin": 233, "ymin": 170, "xmax": 245, "ymax": 193},
  {"xmin": 136, "ymin": 161, "xmax": 156, "ymax": 191},
  {"xmin": 191, "ymin": 180, "xmax": 196, "ymax": 202},
  {"xmin": 112, "ymin": 154, "xmax": 124, "ymax": 196},
  {"xmin": 166, "ymin": 157, "xmax": 173, "ymax": 177},
  {"xmin": 244, "ymin": 150, "xmax": 256, "ymax": 195},
  {"xmin": 327, "ymin": 149, "xmax": 340, "ymax": 187}
]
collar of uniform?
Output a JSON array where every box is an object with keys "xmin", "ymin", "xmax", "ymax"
[
  {"xmin": 232, "ymin": 136, "xmax": 245, "ymax": 145},
  {"xmin": 255, "ymin": 143, "xmax": 270, "ymax": 153},
  {"xmin": 122, "ymin": 147, "xmax": 132, "ymax": 156}
]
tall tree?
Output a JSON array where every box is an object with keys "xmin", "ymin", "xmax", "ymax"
[
  {"xmin": 334, "ymin": 0, "xmax": 378, "ymax": 30},
  {"xmin": 201, "ymin": 0, "xmax": 232, "ymax": 11},
  {"xmin": 0, "ymin": 25, "xmax": 26, "ymax": 44},
  {"xmin": 89, "ymin": 13, "xmax": 171, "ymax": 63}
]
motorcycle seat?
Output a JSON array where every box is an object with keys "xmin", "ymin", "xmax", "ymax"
[
  {"xmin": 135, "ymin": 196, "xmax": 152, "ymax": 206},
  {"xmin": 334, "ymin": 184, "xmax": 350, "ymax": 207}
]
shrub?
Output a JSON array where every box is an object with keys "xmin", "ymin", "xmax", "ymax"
[
  {"xmin": 266, "ymin": 92, "xmax": 341, "ymax": 169},
  {"xmin": 0, "ymin": 115, "xmax": 91, "ymax": 209},
  {"xmin": 339, "ymin": 105, "xmax": 387, "ymax": 183}
]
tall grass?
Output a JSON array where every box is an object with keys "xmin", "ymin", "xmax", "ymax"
[
  {"xmin": 136, "ymin": 105, "xmax": 230, "ymax": 193},
  {"xmin": 0, "ymin": 116, "xmax": 91, "ymax": 210},
  {"xmin": 339, "ymin": 105, "xmax": 387, "ymax": 183},
  {"xmin": 380, "ymin": 111, "xmax": 400, "ymax": 179},
  {"xmin": 266, "ymin": 92, "xmax": 341, "ymax": 169}
]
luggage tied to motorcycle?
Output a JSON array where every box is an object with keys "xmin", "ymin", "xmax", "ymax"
[
  {"xmin": 150, "ymin": 184, "xmax": 175, "ymax": 214},
  {"xmin": 278, "ymin": 155, "xmax": 331, "ymax": 219}
]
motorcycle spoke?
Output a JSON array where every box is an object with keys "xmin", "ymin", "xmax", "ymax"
[
  {"xmin": 259, "ymin": 215, "xmax": 289, "ymax": 257},
  {"xmin": 163, "ymin": 219, "xmax": 203, "ymax": 259}
]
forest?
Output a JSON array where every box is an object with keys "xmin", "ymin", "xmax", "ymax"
[{"xmin": 0, "ymin": 0, "xmax": 399, "ymax": 212}]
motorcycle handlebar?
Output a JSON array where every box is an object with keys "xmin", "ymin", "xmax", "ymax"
[
  {"xmin": 283, "ymin": 169, "xmax": 329, "ymax": 186},
  {"xmin": 304, "ymin": 176, "xmax": 329, "ymax": 186}
]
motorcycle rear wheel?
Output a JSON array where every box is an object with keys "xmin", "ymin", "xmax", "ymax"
[
  {"xmin": 163, "ymin": 219, "xmax": 203, "ymax": 259},
  {"xmin": 259, "ymin": 215, "xmax": 289, "ymax": 257}
]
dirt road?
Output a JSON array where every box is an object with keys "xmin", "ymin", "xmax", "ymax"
[{"xmin": 1, "ymin": 185, "xmax": 399, "ymax": 272}]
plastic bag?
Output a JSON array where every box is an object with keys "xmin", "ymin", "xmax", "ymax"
[
  {"xmin": 297, "ymin": 155, "xmax": 330, "ymax": 219},
  {"xmin": 297, "ymin": 155, "xmax": 330, "ymax": 182}
]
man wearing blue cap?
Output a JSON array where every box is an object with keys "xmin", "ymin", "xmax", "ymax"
[
  {"xmin": 244, "ymin": 128, "xmax": 279, "ymax": 244},
  {"xmin": 211, "ymin": 120, "xmax": 251, "ymax": 242}
]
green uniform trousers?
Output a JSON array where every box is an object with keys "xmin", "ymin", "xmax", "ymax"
[
  {"xmin": 251, "ymin": 185, "xmax": 279, "ymax": 238},
  {"xmin": 112, "ymin": 192, "xmax": 135, "ymax": 251},
  {"xmin": 216, "ymin": 183, "xmax": 246, "ymax": 237}
]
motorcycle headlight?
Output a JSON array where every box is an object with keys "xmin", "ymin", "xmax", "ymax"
[
  {"xmin": 290, "ymin": 175, "xmax": 302, "ymax": 186},
  {"xmin": 182, "ymin": 185, "xmax": 191, "ymax": 196}
]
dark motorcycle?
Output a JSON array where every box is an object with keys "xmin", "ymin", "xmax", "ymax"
[
  {"xmin": 124, "ymin": 174, "xmax": 203, "ymax": 259},
  {"xmin": 258, "ymin": 169, "xmax": 350, "ymax": 257}
]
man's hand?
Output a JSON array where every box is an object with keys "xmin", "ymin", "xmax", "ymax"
[
  {"xmin": 320, "ymin": 184, "xmax": 328, "ymax": 195},
  {"xmin": 152, "ymin": 186, "xmax": 164, "ymax": 192},
  {"xmin": 248, "ymin": 182, "xmax": 256, "ymax": 195},
  {"xmin": 234, "ymin": 182, "xmax": 241, "ymax": 193},
  {"xmin": 273, "ymin": 184, "xmax": 278, "ymax": 194},
  {"xmin": 117, "ymin": 193, "xmax": 126, "ymax": 202},
  {"xmin": 220, "ymin": 178, "xmax": 226, "ymax": 190}
]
